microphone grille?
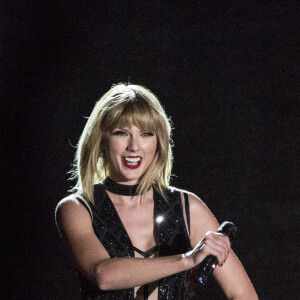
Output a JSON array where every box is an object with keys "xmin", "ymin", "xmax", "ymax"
[{"xmin": 218, "ymin": 221, "xmax": 237, "ymax": 244}]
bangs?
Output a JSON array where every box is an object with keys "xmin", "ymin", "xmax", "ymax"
[
  {"xmin": 74, "ymin": 83, "xmax": 172, "ymax": 204},
  {"xmin": 105, "ymin": 98, "xmax": 161, "ymax": 133}
]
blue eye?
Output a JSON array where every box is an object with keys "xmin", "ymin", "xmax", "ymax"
[
  {"xmin": 112, "ymin": 131, "xmax": 127, "ymax": 136},
  {"xmin": 142, "ymin": 132, "xmax": 154, "ymax": 137}
]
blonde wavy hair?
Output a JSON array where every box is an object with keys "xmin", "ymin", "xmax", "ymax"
[{"xmin": 70, "ymin": 83, "xmax": 173, "ymax": 204}]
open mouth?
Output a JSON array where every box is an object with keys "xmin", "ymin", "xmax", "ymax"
[{"xmin": 122, "ymin": 156, "xmax": 142, "ymax": 169}]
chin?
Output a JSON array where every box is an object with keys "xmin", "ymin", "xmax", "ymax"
[
  {"xmin": 120, "ymin": 172, "xmax": 143, "ymax": 184},
  {"xmin": 122, "ymin": 176, "xmax": 140, "ymax": 184},
  {"xmin": 110, "ymin": 165, "xmax": 146, "ymax": 184}
]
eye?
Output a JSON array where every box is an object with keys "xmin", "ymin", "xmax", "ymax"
[
  {"xmin": 112, "ymin": 130, "xmax": 127, "ymax": 136},
  {"xmin": 141, "ymin": 132, "xmax": 154, "ymax": 137}
]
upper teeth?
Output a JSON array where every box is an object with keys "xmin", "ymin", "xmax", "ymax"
[{"xmin": 125, "ymin": 157, "xmax": 141, "ymax": 163}]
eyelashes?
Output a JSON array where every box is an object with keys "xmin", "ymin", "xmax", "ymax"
[
  {"xmin": 111, "ymin": 130, "xmax": 154, "ymax": 137},
  {"xmin": 141, "ymin": 132, "xmax": 154, "ymax": 137},
  {"xmin": 112, "ymin": 130, "xmax": 127, "ymax": 136}
]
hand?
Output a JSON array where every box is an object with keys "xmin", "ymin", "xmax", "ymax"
[{"xmin": 183, "ymin": 231, "xmax": 231, "ymax": 268}]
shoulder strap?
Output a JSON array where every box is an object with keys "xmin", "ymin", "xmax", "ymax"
[
  {"xmin": 180, "ymin": 191, "xmax": 191, "ymax": 236},
  {"xmin": 183, "ymin": 192, "xmax": 190, "ymax": 234},
  {"xmin": 75, "ymin": 194, "xmax": 93, "ymax": 222}
]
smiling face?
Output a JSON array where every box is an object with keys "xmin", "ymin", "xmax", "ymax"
[{"xmin": 106, "ymin": 125, "xmax": 157, "ymax": 185}]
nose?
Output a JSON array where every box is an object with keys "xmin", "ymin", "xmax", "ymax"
[{"xmin": 127, "ymin": 134, "xmax": 140, "ymax": 152}]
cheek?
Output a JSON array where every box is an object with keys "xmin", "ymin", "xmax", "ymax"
[
  {"xmin": 147, "ymin": 139, "xmax": 158, "ymax": 156},
  {"xmin": 106, "ymin": 140, "xmax": 122, "ymax": 162},
  {"xmin": 107, "ymin": 138, "xmax": 124, "ymax": 153}
]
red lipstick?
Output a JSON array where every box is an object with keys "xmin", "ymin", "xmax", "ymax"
[{"xmin": 122, "ymin": 156, "xmax": 142, "ymax": 169}]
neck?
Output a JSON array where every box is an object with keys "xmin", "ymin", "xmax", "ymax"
[
  {"xmin": 104, "ymin": 178, "xmax": 154, "ymax": 206},
  {"xmin": 103, "ymin": 177, "xmax": 139, "ymax": 196}
]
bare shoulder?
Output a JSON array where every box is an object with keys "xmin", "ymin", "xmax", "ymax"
[
  {"xmin": 185, "ymin": 192, "xmax": 258, "ymax": 298},
  {"xmin": 55, "ymin": 196, "xmax": 110, "ymax": 280},
  {"xmin": 187, "ymin": 192, "xmax": 218, "ymax": 225},
  {"xmin": 187, "ymin": 192, "xmax": 211, "ymax": 212},
  {"xmin": 186, "ymin": 192, "xmax": 220, "ymax": 246},
  {"xmin": 55, "ymin": 195, "xmax": 88, "ymax": 220},
  {"xmin": 55, "ymin": 195, "xmax": 92, "ymax": 236}
]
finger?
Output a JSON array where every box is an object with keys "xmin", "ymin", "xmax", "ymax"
[
  {"xmin": 200, "ymin": 232, "xmax": 231, "ymax": 265},
  {"xmin": 205, "ymin": 233, "xmax": 231, "ymax": 255},
  {"xmin": 218, "ymin": 235, "xmax": 231, "ymax": 255},
  {"xmin": 222, "ymin": 234, "xmax": 231, "ymax": 253},
  {"xmin": 202, "ymin": 239, "xmax": 228, "ymax": 265}
]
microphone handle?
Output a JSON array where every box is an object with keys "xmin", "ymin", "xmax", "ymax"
[{"xmin": 195, "ymin": 221, "xmax": 237, "ymax": 285}]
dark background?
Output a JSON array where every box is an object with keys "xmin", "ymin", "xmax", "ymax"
[{"xmin": 2, "ymin": 1, "xmax": 299, "ymax": 299}]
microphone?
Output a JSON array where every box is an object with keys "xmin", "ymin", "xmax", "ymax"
[{"xmin": 194, "ymin": 221, "xmax": 237, "ymax": 286}]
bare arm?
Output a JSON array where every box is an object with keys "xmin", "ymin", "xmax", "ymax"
[
  {"xmin": 188, "ymin": 193, "xmax": 259, "ymax": 300},
  {"xmin": 55, "ymin": 195, "xmax": 248, "ymax": 292},
  {"xmin": 56, "ymin": 197, "xmax": 195, "ymax": 290}
]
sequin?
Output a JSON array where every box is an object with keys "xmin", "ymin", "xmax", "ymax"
[{"xmin": 79, "ymin": 184, "xmax": 192, "ymax": 299}]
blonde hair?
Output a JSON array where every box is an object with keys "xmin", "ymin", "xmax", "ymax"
[{"xmin": 70, "ymin": 83, "xmax": 173, "ymax": 204}]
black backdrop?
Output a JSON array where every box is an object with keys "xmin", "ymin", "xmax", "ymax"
[{"xmin": 2, "ymin": 2, "xmax": 299, "ymax": 299}]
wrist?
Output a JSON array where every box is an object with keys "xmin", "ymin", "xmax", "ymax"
[{"xmin": 181, "ymin": 252, "xmax": 195, "ymax": 270}]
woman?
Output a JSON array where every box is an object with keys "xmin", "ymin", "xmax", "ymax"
[{"xmin": 56, "ymin": 83, "xmax": 258, "ymax": 299}]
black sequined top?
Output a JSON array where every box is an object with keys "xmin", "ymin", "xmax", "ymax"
[{"xmin": 77, "ymin": 184, "xmax": 192, "ymax": 300}]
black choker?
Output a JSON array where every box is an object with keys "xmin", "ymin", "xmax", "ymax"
[{"xmin": 103, "ymin": 178, "xmax": 139, "ymax": 196}]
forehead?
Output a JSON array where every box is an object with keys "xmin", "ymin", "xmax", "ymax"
[
  {"xmin": 107, "ymin": 102, "xmax": 159, "ymax": 132},
  {"xmin": 115, "ymin": 114, "xmax": 154, "ymax": 130},
  {"xmin": 113, "ymin": 125, "xmax": 150, "ymax": 133}
]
